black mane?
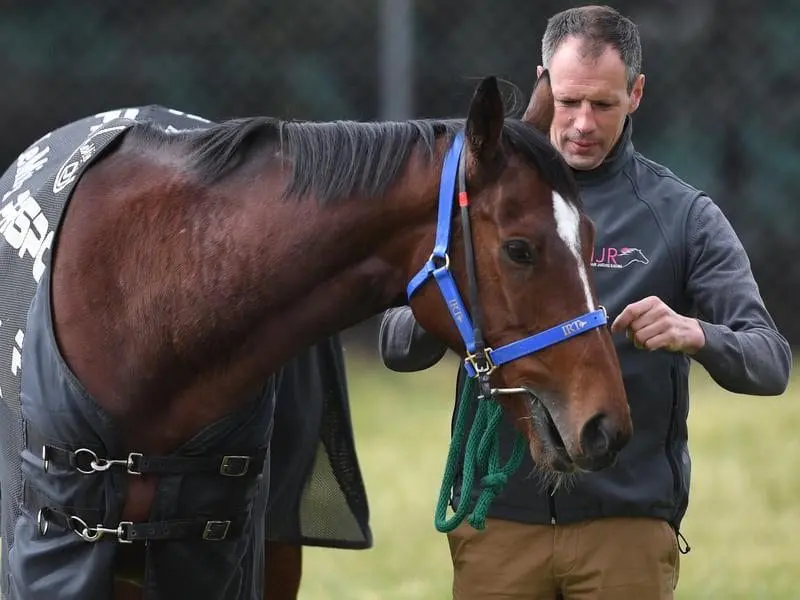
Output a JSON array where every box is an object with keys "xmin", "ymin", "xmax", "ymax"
[{"xmin": 126, "ymin": 114, "xmax": 580, "ymax": 207}]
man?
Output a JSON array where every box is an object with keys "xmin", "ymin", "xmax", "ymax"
[{"xmin": 379, "ymin": 5, "xmax": 792, "ymax": 599}]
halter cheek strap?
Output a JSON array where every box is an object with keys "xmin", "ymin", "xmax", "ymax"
[{"xmin": 406, "ymin": 131, "xmax": 607, "ymax": 394}]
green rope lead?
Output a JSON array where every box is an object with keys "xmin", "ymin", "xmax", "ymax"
[{"xmin": 434, "ymin": 377, "xmax": 527, "ymax": 533}]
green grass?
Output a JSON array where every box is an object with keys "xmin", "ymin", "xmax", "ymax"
[{"xmin": 299, "ymin": 352, "xmax": 800, "ymax": 600}]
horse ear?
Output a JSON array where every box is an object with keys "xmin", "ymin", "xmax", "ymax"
[
  {"xmin": 522, "ymin": 69, "xmax": 554, "ymax": 136},
  {"xmin": 465, "ymin": 76, "xmax": 504, "ymax": 165}
]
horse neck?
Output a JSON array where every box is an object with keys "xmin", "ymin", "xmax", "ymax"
[
  {"xmin": 230, "ymin": 144, "xmax": 444, "ymax": 373},
  {"xmin": 50, "ymin": 136, "xmax": 446, "ymax": 446}
]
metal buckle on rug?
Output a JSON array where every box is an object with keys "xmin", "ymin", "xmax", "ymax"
[
  {"xmin": 219, "ymin": 455, "xmax": 251, "ymax": 477},
  {"xmin": 202, "ymin": 520, "xmax": 231, "ymax": 541},
  {"xmin": 36, "ymin": 509, "xmax": 49, "ymax": 536},
  {"xmin": 72, "ymin": 448, "xmax": 144, "ymax": 475},
  {"xmin": 35, "ymin": 509, "xmax": 133, "ymax": 544},
  {"xmin": 41, "ymin": 446, "xmax": 50, "ymax": 473},
  {"xmin": 69, "ymin": 515, "xmax": 134, "ymax": 544}
]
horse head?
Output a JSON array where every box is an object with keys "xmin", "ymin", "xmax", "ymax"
[{"xmin": 407, "ymin": 73, "xmax": 631, "ymax": 473}]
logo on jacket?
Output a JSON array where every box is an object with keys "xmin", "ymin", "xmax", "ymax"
[{"xmin": 591, "ymin": 246, "xmax": 649, "ymax": 269}]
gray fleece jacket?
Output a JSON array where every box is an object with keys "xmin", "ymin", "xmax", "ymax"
[{"xmin": 378, "ymin": 118, "xmax": 792, "ymax": 539}]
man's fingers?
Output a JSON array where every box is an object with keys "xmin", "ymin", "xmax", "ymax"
[
  {"xmin": 625, "ymin": 327, "xmax": 644, "ymax": 349},
  {"xmin": 628, "ymin": 309, "xmax": 661, "ymax": 333},
  {"xmin": 613, "ymin": 298, "xmax": 687, "ymax": 353},
  {"xmin": 611, "ymin": 306, "xmax": 638, "ymax": 332},
  {"xmin": 612, "ymin": 297, "xmax": 657, "ymax": 333},
  {"xmin": 641, "ymin": 332, "xmax": 675, "ymax": 352},
  {"xmin": 630, "ymin": 322, "xmax": 667, "ymax": 349}
]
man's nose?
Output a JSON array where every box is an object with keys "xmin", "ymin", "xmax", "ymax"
[{"xmin": 573, "ymin": 102, "xmax": 597, "ymax": 133}]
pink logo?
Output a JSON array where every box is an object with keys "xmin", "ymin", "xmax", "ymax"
[{"xmin": 591, "ymin": 246, "xmax": 649, "ymax": 269}]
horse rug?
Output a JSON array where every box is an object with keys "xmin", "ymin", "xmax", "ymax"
[{"xmin": 0, "ymin": 106, "xmax": 370, "ymax": 600}]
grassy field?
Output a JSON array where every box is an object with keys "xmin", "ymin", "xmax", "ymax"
[{"xmin": 299, "ymin": 352, "xmax": 800, "ymax": 600}]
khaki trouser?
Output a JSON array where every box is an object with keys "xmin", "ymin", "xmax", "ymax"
[{"xmin": 447, "ymin": 517, "xmax": 680, "ymax": 599}]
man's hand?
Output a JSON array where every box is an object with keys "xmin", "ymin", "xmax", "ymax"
[{"xmin": 611, "ymin": 296, "xmax": 706, "ymax": 354}]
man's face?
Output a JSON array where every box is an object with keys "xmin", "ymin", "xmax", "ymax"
[{"xmin": 538, "ymin": 36, "xmax": 644, "ymax": 171}]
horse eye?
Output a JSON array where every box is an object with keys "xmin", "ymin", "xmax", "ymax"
[{"xmin": 503, "ymin": 239, "xmax": 536, "ymax": 264}]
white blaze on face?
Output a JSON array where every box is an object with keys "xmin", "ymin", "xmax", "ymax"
[{"xmin": 552, "ymin": 191, "xmax": 595, "ymax": 311}]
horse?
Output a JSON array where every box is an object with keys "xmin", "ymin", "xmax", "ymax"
[{"xmin": 0, "ymin": 71, "xmax": 631, "ymax": 599}]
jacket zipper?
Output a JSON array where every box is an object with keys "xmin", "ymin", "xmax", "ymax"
[
  {"xmin": 666, "ymin": 365, "xmax": 681, "ymax": 500},
  {"xmin": 666, "ymin": 363, "xmax": 691, "ymax": 554}
]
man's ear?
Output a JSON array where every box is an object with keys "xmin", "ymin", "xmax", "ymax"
[{"xmin": 628, "ymin": 73, "xmax": 645, "ymax": 114}]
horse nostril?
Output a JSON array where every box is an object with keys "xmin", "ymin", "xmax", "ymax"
[{"xmin": 580, "ymin": 413, "xmax": 615, "ymax": 459}]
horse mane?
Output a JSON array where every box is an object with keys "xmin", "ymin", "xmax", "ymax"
[{"xmin": 125, "ymin": 114, "xmax": 581, "ymax": 208}]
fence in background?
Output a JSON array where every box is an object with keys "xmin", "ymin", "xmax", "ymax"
[{"xmin": 1, "ymin": 0, "xmax": 797, "ymax": 344}]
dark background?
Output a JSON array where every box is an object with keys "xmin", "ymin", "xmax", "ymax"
[{"xmin": 2, "ymin": 0, "xmax": 796, "ymax": 348}]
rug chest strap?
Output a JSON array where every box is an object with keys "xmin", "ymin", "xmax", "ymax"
[
  {"xmin": 27, "ymin": 424, "xmax": 266, "ymax": 477},
  {"xmin": 24, "ymin": 482, "xmax": 245, "ymax": 543}
]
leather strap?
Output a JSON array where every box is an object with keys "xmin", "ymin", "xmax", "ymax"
[
  {"xmin": 24, "ymin": 482, "xmax": 246, "ymax": 543},
  {"xmin": 27, "ymin": 423, "xmax": 266, "ymax": 478}
]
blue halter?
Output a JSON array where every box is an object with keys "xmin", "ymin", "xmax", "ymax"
[{"xmin": 406, "ymin": 131, "xmax": 607, "ymax": 392}]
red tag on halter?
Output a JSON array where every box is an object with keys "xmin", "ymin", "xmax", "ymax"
[{"xmin": 458, "ymin": 191, "xmax": 469, "ymax": 207}]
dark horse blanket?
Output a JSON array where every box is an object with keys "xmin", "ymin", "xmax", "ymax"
[{"xmin": 0, "ymin": 107, "xmax": 370, "ymax": 600}]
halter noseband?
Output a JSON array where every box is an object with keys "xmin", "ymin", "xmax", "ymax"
[{"xmin": 406, "ymin": 131, "xmax": 608, "ymax": 399}]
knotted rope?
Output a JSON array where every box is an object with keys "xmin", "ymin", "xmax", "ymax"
[{"xmin": 434, "ymin": 377, "xmax": 527, "ymax": 532}]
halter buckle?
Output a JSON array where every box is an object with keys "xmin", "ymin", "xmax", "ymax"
[{"xmin": 465, "ymin": 348, "xmax": 495, "ymax": 376}]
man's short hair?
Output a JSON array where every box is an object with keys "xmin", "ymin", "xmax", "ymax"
[{"xmin": 542, "ymin": 5, "xmax": 642, "ymax": 91}]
